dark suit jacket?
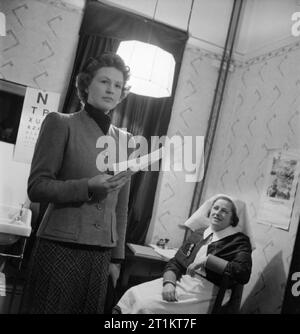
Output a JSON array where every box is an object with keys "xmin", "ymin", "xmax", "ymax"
[
  {"xmin": 164, "ymin": 227, "xmax": 252, "ymax": 287},
  {"xmin": 28, "ymin": 110, "xmax": 134, "ymax": 259}
]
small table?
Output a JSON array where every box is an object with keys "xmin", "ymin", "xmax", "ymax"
[{"xmin": 119, "ymin": 244, "xmax": 168, "ymax": 291}]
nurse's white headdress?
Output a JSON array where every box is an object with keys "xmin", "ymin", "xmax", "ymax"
[{"xmin": 184, "ymin": 194, "xmax": 255, "ymax": 249}]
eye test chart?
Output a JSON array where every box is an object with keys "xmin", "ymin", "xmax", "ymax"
[{"xmin": 13, "ymin": 87, "xmax": 60, "ymax": 164}]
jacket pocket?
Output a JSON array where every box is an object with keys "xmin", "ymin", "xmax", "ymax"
[{"xmin": 41, "ymin": 207, "xmax": 80, "ymax": 241}]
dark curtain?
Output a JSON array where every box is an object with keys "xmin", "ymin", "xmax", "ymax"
[
  {"xmin": 63, "ymin": 0, "xmax": 188, "ymax": 244},
  {"xmin": 63, "ymin": 35, "xmax": 120, "ymax": 114},
  {"xmin": 112, "ymin": 95, "xmax": 174, "ymax": 243}
]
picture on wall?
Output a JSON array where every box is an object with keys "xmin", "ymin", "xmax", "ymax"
[
  {"xmin": 266, "ymin": 153, "xmax": 298, "ymax": 201},
  {"xmin": 257, "ymin": 150, "xmax": 300, "ymax": 230}
]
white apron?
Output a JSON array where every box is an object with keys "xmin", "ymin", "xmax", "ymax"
[
  {"xmin": 117, "ymin": 232, "xmax": 236, "ymax": 314},
  {"xmin": 117, "ymin": 274, "xmax": 231, "ymax": 314}
]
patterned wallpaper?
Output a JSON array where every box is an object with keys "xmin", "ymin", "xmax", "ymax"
[
  {"xmin": 0, "ymin": 0, "xmax": 83, "ymax": 108},
  {"xmin": 146, "ymin": 44, "xmax": 222, "ymax": 248},
  {"xmin": 148, "ymin": 36, "xmax": 300, "ymax": 313},
  {"xmin": 1, "ymin": 0, "xmax": 300, "ymax": 314},
  {"xmin": 203, "ymin": 40, "xmax": 300, "ymax": 313}
]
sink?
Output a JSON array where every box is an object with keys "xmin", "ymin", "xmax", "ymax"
[{"xmin": 0, "ymin": 204, "xmax": 32, "ymax": 245}]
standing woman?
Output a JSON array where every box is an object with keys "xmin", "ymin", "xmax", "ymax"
[{"xmin": 21, "ymin": 53, "xmax": 133, "ymax": 314}]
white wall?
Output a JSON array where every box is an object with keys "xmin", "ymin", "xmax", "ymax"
[
  {"xmin": 103, "ymin": 0, "xmax": 233, "ymax": 53},
  {"xmin": 145, "ymin": 0, "xmax": 300, "ymax": 313},
  {"xmin": 146, "ymin": 44, "xmax": 222, "ymax": 247},
  {"xmin": 202, "ymin": 0, "xmax": 300, "ymax": 313},
  {"xmin": 106, "ymin": 0, "xmax": 192, "ymax": 31},
  {"xmin": 0, "ymin": 142, "xmax": 30, "ymax": 206},
  {"xmin": 188, "ymin": 0, "xmax": 233, "ymax": 52},
  {"xmin": 0, "ymin": 0, "xmax": 83, "ymax": 109},
  {"xmin": 236, "ymin": 0, "xmax": 298, "ymax": 57},
  {"xmin": 0, "ymin": 0, "xmax": 83, "ymax": 207}
]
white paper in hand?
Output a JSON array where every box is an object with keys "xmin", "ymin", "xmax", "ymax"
[{"xmin": 113, "ymin": 147, "xmax": 164, "ymax": 175}]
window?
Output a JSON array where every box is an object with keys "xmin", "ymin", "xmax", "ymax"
[{"xmin": 117, "ymin": 40, "xmax": 175, "ymax": 98}]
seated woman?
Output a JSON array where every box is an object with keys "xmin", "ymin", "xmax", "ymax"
[{"xmin": 114, "ymin": 194, "xmax": 253, "ymax": 314}]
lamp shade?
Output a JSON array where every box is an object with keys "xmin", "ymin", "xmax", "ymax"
[{"xmin": 117, "ymin": 40, "xmax": 175, "ymax": 98}]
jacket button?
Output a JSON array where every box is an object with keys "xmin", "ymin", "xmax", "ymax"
[
  {"xmin": 97, "ymin": 204, "xmax": 102, "ymax": 210},
  {"xmin": 94, "ymin": 223, "xmax": 102, "ymax": 229}
]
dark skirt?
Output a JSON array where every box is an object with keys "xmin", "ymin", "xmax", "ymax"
[{"xmin": 20, "ymin": 237, "xmax": 111, "ymax": 314}]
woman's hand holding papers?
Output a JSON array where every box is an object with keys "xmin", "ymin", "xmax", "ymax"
[{"xmin": 88, "ymin": 170, "xmax": 134, "ymax": 198}]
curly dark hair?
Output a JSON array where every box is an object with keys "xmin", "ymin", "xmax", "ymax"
[
  {"xmin": 207, "ymin": 195, "xmax": 239, "ymax": 227},
  {"xmin": 76, "ymin": 52, "xmax": 130, "ymax": 104}
]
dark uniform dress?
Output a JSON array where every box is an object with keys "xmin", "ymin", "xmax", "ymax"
[{"xmin": 117, "ymin": 227, "xmax": 252, "ymax": 314}]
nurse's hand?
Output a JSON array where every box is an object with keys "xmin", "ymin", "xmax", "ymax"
[
  {"xmin": 88, "ymin": 171, "xmax": 132, "ymax": 197},
  {"xmin": 186, "ymin": 257, "xmax": 207, "ymax": 277},
  {"xmin": 162, "ymin": 283, "xmax": 177, "ymax": 302}
]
